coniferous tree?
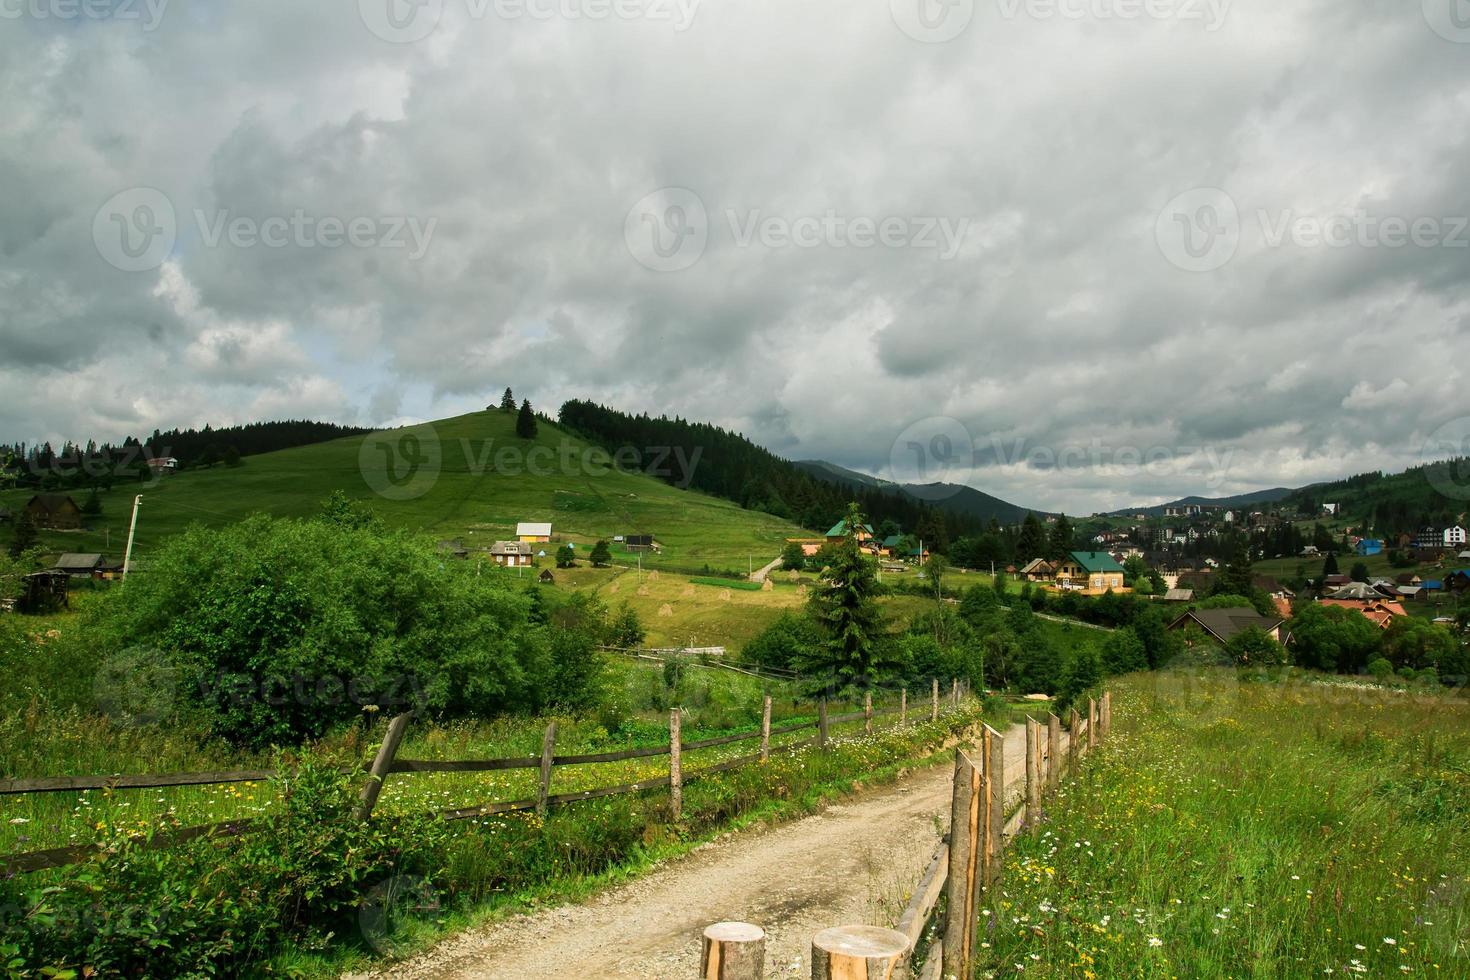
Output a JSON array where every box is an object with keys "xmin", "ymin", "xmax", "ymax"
[
  {"xmin": 590, "ymin": 540, "xmax": 612, "ymax": 567},
  {"xmin": 9, "ymin": 510, "xmax": 38, "ymax": 557},
  {"xmin": 1016, "ymin": 512, "xmax": 1047, "ymax": 559},
  {"xmin": 499, "ymin": 387, "xmax": 516, "ymax": 411},
  {"xmin": 800, "ymin": 503, "xmax": 886, "ymax": 694},
  {"xmin": 1049, "ymin": 514, "xmax": 1075, "ymax": 560},
  {"xmin": 516, "ymin": 399, "xmax": 538, "ymax": 439}
]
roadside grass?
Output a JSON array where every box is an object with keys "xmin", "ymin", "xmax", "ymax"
[{"xmin": 985, "ymin": 671, "xmax": 1470, "ymax": 978}]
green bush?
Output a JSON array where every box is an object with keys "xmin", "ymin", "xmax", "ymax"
[
  {"xmin": 1367, "ymin": 657, "xmax": 1394, "ymax": 680},
  {"xmin": 79, "ymin": 514, "xmax": 602, "ymax": 747}
]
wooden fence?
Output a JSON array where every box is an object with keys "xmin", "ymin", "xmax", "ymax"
[
  {"xmin": 0, "ymin": 680, "xmax": 974, "ymax": 876},
  {"xmin": 699, "ymin": 691, "xmax": 1114, "ymax": 980}
]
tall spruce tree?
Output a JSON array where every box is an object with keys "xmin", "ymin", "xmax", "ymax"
[
  {"xmin": 499, "ymin": 387, "xmax": 516, "ymax": 411},
  {"xmin": 516, "ymin": 399, "xmax": 538, "ymax": 439},
  {"xmin": 801, "ymin": 503, "xmax": 886, "ymax": 694},
  {"xmin": 1017, "ymin": 511, "xmax": 1047, "ymax": 559}
]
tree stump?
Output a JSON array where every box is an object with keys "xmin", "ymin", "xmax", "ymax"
[
  {"xmin": 702, "ymin": 921, "xmax": 765, "ymax": 980},
  {"xmin": 812, "ymin": 925, "xmax": 910, "ymax": 979}
]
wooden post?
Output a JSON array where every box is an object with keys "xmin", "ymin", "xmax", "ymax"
[
  {"xmin": 702, "ymin": 921, "xmax": 765, "ymax": 980},
  {"xmin": 941, "ymin": 749, "xmax": 980, "ymax": 975},
  {"xmin": 931, "ymin": 678, "xmax": 939, "ymax": 722},
  {"xmin": 864, "ymin": 692, "xmax": 873, "ymax": 734},
  {"xmin": 1069, "ymin": 708, "xmax": 1081, "ymax": 769},
  {"xmin": 1088, "ymin": 698, "xmax": 1098, "ymax": 750},
  {"xmin": 536, "ymin": 720, "xmax": 558, "ymax": 820},
  {"xmin": 1024, "ymin": 718, "xmax": 1039, "ymax": 832},
  {"xmin": 1101, "ymin": 691, "xmax": 1111, "ymax": 737},
  {"xmin": 670, "ymin": 709, "xmax": 682, "ymax": 821},
  {"xmin": 760, "ymin": 696, "xmax": 772, "ymax": 764},
  {"xmin": 812, "ymin": 925, "xmax": 910, "ymax": 980},
  {"xmin": 1046, "ymin": 713, "xmax": 1061, "ymax": 795},
  {"xmin": 986, "ymin": 725, "xmax": 1005, "ymax": 887},
  {"xmin": 818, "ymin": 701, "xmax": 828, "ymax": 750},
  {"xmin": 900, "ymin": 688, "xmax": 907, "ymax": 727},
  {"xmin": 355, "ymin": 711, "xmax": 412, "ymax": 821},
  {"xmin": 951, "ymin": 678, "xmax": 958, "ymax": 708}
]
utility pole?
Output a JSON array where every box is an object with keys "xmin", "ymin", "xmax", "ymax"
[{"xmin": 121, "ymin": 495, "xmax": 142, "ymax": 581}]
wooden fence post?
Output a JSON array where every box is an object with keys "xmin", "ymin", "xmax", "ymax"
[
  {"xmin": 931, "ymin": 678, "xmax": 939, "ymax": 722},
  {"xmin": 864, "ymin": 693, "xmax": 873, "ymax": 734},
  {"xmin": 703, "ymin": 921, "xmax": 765, "ymax": 980},
  {"xmin": 1069, "ymin": 708, "xmax": 1081, "ymax": 770},
  {"xmin": 355, "ymin": 711, "xmax": 412, "ymax": 821},
  {"xmin": 900, "ymin": 688, "xmax": 907, "ymax": 727},
  {"xmin": 941, "ymin": 749, "xmax": 979, "ymax": 978},
  {"xmin": 1046, "ymin": 713, "xmax": 1061, "ymax": 796},
  {"xmin": 536, "ymin": 720, "xmax": 558, "ymax": 820},
  {"xmin": 760, "ymin": 696, "xmax": 772, "ymax": 764},
  {"xmin": 670, "ymin": 709, "xmax": 682, "ymax": 821},
  {"xmin": 1088, "ymin": 698, "xmax": 1098, "ymax": 750},
  {"xmin": 951, "ymin": 678, "xmax": 958, "ymax": 708},
  {"xmin": 812, "ymin": 926, "xmax": 909, "ymax": 980},
  {"xmin": 818, "ymin": 701, "xmax": 828, "ymax": 750},
  {"xmin": 1101, "ymin": 691, "xmax": 1111, "ymax": 737},
  {"xmin": 985, "ymin": 725, "xmax": 1005, "ymax": 888},
  {"xmin": 1024, "ymin": 718, "xmax": 1039, "ymax": 832}
]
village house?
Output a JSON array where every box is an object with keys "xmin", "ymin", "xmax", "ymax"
[
  {"xmin": 516, "ymin": 522, "xmax": 553, "ymax": 544},
  {"xmin": 1445, "ymin": 526, "xmax": 1468, "ymax": 548},
  {"xmin": 145, "ymin": 456, "xmax": 179, "ymax": 474},
  {"xmin": 1354, "ymin": 538, "xmax": 1383, "ymax": 556},
  {"xmin": 824, "ymin": 520, "xmax": 874, "ymax": 543},
  {"xmin": 24, "ymin": 494, "xmax": 83, "ymax": 530},
  {"xmin": 1018, "ymin": 558, "xmax": 1055, "ymax": 583},
  {"xmin": 50, "ymin": 553, "xmax": 110, "ymax": 578},
  {"xmin": 1168, "ymin": 608, "xmax": 1286, "ymax": 644},
  {"xmin": 1053, "ymin": 551, "xmax": 1127, "ymax": 594},
  {"xmin": 1318, "ymin": 594, "xmax": 1408, "ymax": 629},
  {"xmin": 623, "ymin": 534, "xmax": 662, "ymax": 553},
  {"xmin": 488, "ymin": 541, "xmax": 534, "ymax": 567},
  {"xmin": 788, "ymin": 537, "xmax": 825, "ymax": 557}
]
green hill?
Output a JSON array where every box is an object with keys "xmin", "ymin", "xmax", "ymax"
[{"xmin": 1, "ymin": 411, "xmax": 805, "ymax": 573}]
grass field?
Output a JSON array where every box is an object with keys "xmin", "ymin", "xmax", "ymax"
[
  {"xmin": 1, "ymin": 411, "xmax": 801, "ymax": 573},
  {"xmin": 988, "ymin": 670, "xmax": 1470, "ymax": 977}
]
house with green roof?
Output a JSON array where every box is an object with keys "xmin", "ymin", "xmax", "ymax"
[
  {"xmin": 1054, "ymin": 551, "xmax": 1128, "ymax": 594},
  {"xmin": 824, "ymin": 520, "xmax": 875, "ymax": 543}
]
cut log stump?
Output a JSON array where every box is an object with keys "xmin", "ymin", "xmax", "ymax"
[
  {"xmin": 811, "ymin": 925, "xmax": 910, "ymax": 980},
  {"xmin": 702, "ymin": 921, "xmax": 765, "ymax": 980}
]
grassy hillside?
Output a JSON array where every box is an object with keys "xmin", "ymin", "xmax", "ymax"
[
  {"xmin": 1, "ymin": 411, "xmax": 803, "ymax": 572},
  {"xmin": 991, "ymin": 671, "xmax": 1470, "ymax": 976}
]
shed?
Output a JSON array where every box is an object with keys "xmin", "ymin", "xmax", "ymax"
[{"xmin": 24, "ymin": 494, "xmax": 83, "ymax": 530}]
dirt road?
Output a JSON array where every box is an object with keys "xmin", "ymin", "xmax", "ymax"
[{"xmin": 352, "ymin": 724, "xmax": 1034, "ymax": 980}]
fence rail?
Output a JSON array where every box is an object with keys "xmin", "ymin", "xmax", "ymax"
[{"xmin": 0, "ymin": 680, "xmax": 975, "ymax": 876}]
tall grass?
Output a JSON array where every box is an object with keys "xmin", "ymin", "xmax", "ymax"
[{"xmin": 986, "ymin": 670, "xmax": 1470, "ymax": 977}]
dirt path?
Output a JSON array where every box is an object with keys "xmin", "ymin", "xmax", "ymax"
[
  {"xmin": 351, "ymin": 725, "xmax": 1033, "ymax": 980},
  {"xmin": 750, "ymin": 555, "xmax": 783, "ymax": 582}
]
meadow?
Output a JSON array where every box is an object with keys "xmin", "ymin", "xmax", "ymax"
[{"xmin": 986, "ymin": 670, "xmax": 1470, "ymax": 977}]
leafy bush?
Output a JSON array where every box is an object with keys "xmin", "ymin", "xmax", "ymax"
[
  {"xmin": 1367, "ymin": 657, "xmax": 1394, "ymax": 680},
  {"xmin": 79, "ymin": 514, "xmax": 602, "ymax": 746}
]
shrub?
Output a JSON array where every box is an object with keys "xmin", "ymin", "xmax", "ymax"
[
  {"xmin": 80, "ymin": 514, "xmax": 598, "ymax": 746},
  {"xmin": 1367, "ymin": 657, "xmax": 1394, "ymax": 680}
]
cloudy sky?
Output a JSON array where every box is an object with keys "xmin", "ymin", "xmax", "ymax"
[{"xmin": 2, "ymin": 0, "xmax": 1468, "ymax": 514}]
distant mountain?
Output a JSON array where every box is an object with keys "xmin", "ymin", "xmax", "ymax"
[
  {"xmin": 795, "ymin": 460, "xmax": 1042, "ymax": 526},
  {"xmin": 1108, "ymin": 487, "xmax": 1296, "ymax": 518}
]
